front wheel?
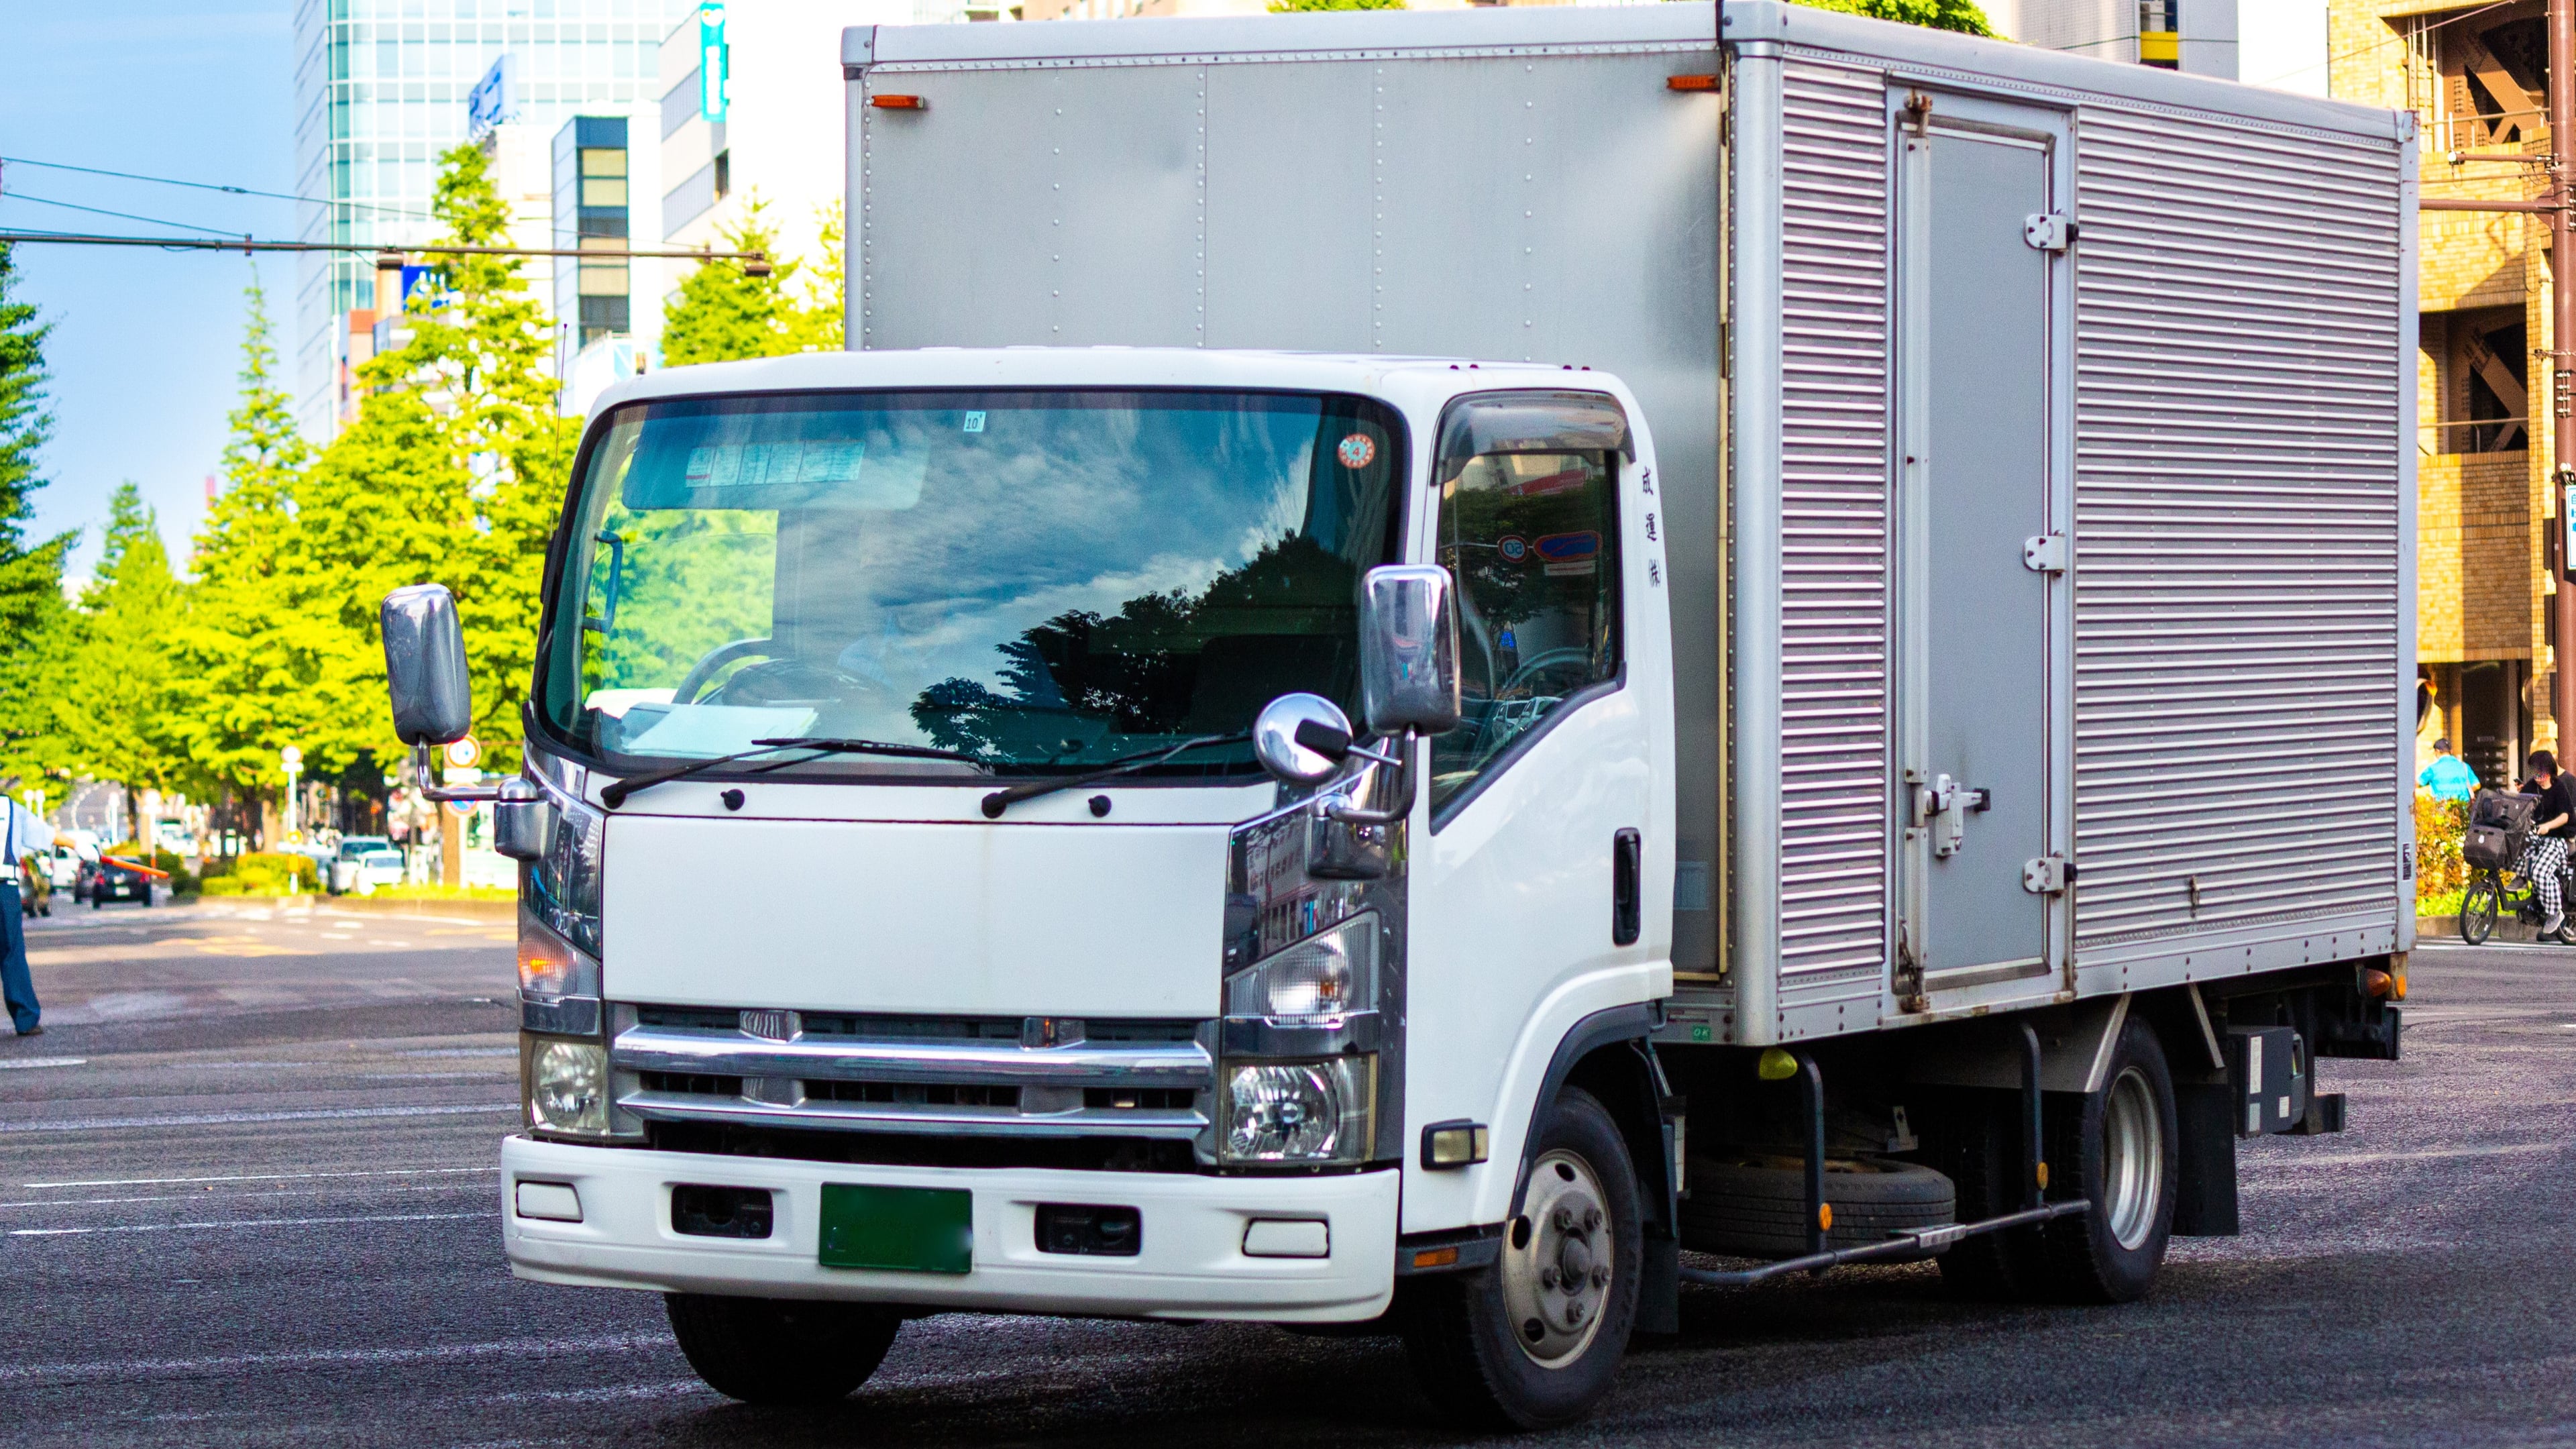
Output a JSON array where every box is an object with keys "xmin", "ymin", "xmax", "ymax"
[
  {"xmin": 1401, "ymin": 1085, "xmax": 1642, "ymax": 1430},
  {"xmin": 663, "ymin": 1293, "xmax": 902, "ymax": 1405},
  {"xmin": 2463, "ymin": 871, "xmax": 2501, "ymax": 945}
]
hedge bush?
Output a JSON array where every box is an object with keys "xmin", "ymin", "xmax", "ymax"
[{"xmin": 198, "ymin": 852, "xmax": 319, "ymax": 896}]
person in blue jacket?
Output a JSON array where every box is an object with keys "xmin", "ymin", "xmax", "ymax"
[{"xmin": 2420, "ymin": 737, "xmax": 2479, "ymax": 801}]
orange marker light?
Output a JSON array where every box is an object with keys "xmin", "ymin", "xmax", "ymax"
[
  {"xmin": 1817, "ymin": 1202, "xmax": 1833, "ymax": 1232},
  {"xmin": 1412, "ymin": 1246, "xmax": 1460, "ymax": 1270},
  {"xmin": 871, "ymin": 94, "xmax": 927, "ymax": 110},
  {"xmin": 1667, "ymin": 74, "xmax": 1720, "ymax": 92}
]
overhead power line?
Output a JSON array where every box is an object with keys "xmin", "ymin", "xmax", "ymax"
[
  {"xmin": 0, "ymin": 156, "xmax": 437, "ymax": 221},
  {"xmin": 0, "ymin": 229, "xmax": 771, "ymax": 273},
  {"xmin": 0, "ymin": 192, "xmax": 240, "ymax": 237}
]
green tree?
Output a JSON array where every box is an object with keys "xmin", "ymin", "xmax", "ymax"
[
  {"xmin": 63, "ymin": 482, "xmax": 187, "ymax": 798},
  {"xmin": 0, "ymin": 243, "xmax": 80, "ymax": 786},
  {"xmin": 1269, "ymin": 0, "xmax": 1403, "ymax": 11},
  {"xmin": 283, "ymin": 140, "xmax": 572, "ymax": 779},
  {"xmin": 1790, "ymin": 0, "xmax": 1991, "ymax": 35},
  {"xmin": 173, "ymin": 270, "xmax": 319, "ymax": 796},
  {"xmin": 659, "ymin": 195, "xmax": 844, "ymax": 366}
]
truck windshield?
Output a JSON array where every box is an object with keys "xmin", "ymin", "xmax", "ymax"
[{"xmin": 537, "ymin": 388, "xmax": 1404, "ymax": 779}]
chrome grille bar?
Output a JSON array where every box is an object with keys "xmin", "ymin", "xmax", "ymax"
[{"xmin": 610, "ymin": 1023, "xmax": 1213, "ymax": 1089}]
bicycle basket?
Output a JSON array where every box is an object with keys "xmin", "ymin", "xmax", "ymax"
[{"xmin": 2465, "ymin": 822, "xmax": 2523, "ymax": 870}]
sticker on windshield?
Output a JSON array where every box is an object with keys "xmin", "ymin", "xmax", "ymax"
[
  {"xmin": 1336, "ymin": 433, "xmax": 1377, "ymax": 470},
  {"xmin": 963, "ymin": 411, "xmax": 987, "ymax": 433}
]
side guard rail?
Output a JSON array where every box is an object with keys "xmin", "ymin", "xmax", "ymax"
[{"xmin": 1675, "ymin": 1198, "xmax": 2092, "ymax": 1288}]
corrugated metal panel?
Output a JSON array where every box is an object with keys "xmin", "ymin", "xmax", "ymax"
[
  {"xmin": 1775, "ymin": 58, "xmax": 1891, "ymax": 1001},
  {"xmin": 2070, "ymin": 111, "xmax": 2405, "ymax": 949}
]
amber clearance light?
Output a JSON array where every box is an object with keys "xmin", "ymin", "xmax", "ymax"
[
  {"xmin": 1666, "ymin": 74, "xmax": 1719, "ymax": 92},
  {"xmin": 871, "ymin": 94, "xmax": 927, "ymax": 110}
]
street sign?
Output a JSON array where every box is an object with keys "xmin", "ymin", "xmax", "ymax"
[
  {"xmin": 699, "ymin": 5, "xmax": 728, "ymax": 122},
  {"xmin": 445, "ymin": 737, "xmax": 482, "ymax": 770},
  {"xmin": 468, "ymin": 54, "xmax": 519, "ymax": 138}
]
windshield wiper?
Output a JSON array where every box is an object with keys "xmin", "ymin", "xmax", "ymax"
[
  {"xmin": 978, "ymin": 733, "xmax": 1249, "ymax": 819},
  {"xmin": 600, "ymin": 737, "xmax": 989, "ymax": 808}
]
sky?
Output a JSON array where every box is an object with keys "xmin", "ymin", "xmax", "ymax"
[
  {"xmin": 0, "ymin": 1, "xmax": 2328, "ymax": 585},
  {"xmin": 3, "ymin": 2, "xmax": 299, "ymax": 585}
]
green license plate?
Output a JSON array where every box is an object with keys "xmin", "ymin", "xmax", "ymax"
[{"xmin": 817, "ymin": 1183, "xmax": 973, "ymax": 1274}]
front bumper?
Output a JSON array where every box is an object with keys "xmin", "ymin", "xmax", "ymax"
[{"xmin": 500, "ymin": 1135, "xmax": 1399, "ymax": 1322}]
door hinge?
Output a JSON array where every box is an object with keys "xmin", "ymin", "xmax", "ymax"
[
  {"xmin": 2023, "ymin": 533, "xmax": 2070, "ymax": 574},
  {"xmin": 2023, "ymin": 212, "xmax": 2076, "ymax": 252},
  {"xmin": 2023, "ymin": 856, "xmax": 2076, "ymax": 894}
]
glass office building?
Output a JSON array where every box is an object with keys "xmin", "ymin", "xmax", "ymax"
[{"xmin": 292, "ymin": 0, "xmax": 695, "ymax": 437}]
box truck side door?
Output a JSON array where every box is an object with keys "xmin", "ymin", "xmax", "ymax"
[{"xmin": 1894, "ymin": 91, "xmax": 2075, "ymax": 1003}]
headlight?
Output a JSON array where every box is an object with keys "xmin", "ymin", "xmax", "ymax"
[
  {"xmin": 1221, "ymin": 1057, "xmax": 1375, "ymax": 1165},
  {"xmin": 523, "ymin": 1034, "xmax": 610, "ymax": 1138},
  {"xmin": 1224, "ymin": 913, "xmax": 1376, "ymax": 1020}
]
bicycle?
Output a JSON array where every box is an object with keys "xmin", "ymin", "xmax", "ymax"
[{"xmin": 2460, "ymin": 851, "xmax": 2576, "ymax": 944}]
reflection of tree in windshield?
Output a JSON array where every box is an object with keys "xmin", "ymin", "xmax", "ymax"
[{"xmin": 910, "ymin": 534, "xmax": 1355, "ymax": 763}]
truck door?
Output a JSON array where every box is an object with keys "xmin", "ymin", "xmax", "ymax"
[{"xmin": 1893, "ymin": 92, "xmax": 2074, "ymax": 1005}]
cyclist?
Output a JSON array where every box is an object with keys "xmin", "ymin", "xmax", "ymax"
[{"xmin": 2519, "ymin": 749, "xmax": 2576, "ymax": 938}]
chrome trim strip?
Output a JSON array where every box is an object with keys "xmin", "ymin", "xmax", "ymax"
[
  {"xmin": 616, "ymin": 1090, "xmax": 1207, "ymax": 1138},
  {"xmin": 610, "ymin": 1024, "xmax": 1214, "ymax": 1088}
]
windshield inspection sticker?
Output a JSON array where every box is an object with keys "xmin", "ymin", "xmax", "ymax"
[
  {"xmin": 1336, "ymin": 433, "xmax": 1377, "ymax": 469},
  {"xmin": 963, "ymin": 411, "xmax": 987, "ymax": 433}
]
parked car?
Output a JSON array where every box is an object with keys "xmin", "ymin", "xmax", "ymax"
[
  {"xmin": 42, "ymin": 843, "xmax": 80, "ymax": 892},
  {"xmin": 329, "ymin": 836, "xmax": 394, "ymax": 894},
  {"xmin": 80, "ymin": 856, "xmax": 154, "ymax": 908}
]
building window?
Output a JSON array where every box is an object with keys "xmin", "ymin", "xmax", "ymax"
[
  {"xmin": 2137, "ymin": 0, "xmax": 2178, "ymax": 68},
  {"xmin": 713, "ymin": 149, "xmax": 730, "ymax": 202},
  {"xmin": 2426, "ymin": 308, "xmax": 2529, "ymax": 455}
]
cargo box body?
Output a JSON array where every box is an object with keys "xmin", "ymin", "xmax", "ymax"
[{"xmin": 843, "ymin": 0, "xmax": 2416, "ymax": 1046}]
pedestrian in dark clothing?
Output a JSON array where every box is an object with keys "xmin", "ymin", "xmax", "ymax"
[{"xmin": 0, "ymin": 776, "xmax": 50, "ymax": 1036}]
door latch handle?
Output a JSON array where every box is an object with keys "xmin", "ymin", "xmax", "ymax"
[{"xmin": 1962, "ymin": 788, "xmax": 1991, "ymax": 814}]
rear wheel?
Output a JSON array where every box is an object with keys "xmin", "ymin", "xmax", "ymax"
[
  {"xmin": 1402, "ymin": 1086, "xmax": 1641, "ymax": 1430},
  {"xmin": 2028, "ymin": 1018, "xmax": 2178, "ymax": 1304},
  {"xmin": 2463, "ymin": 871, "xmax": 2500, "ymax": 944},
  {"xmin": 663, "ymin": 1293, "xmax": 902, "ymax": 1405}
]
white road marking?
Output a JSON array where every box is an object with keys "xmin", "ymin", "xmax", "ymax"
[
  {"xmin": 0, "ymin": 1332, "xmax": 665, "ymax": 1385},
  {"xmin": 0, "ymin": 1057, "xmax": 83, "ymax": 1069},
  {"xmin": 10, "ymin": 1210, "xmax": 483, "ymax": 1237},
  {"xmin": 395, "ymin": 1046, "xmax": 515, "ymax": 1058},
  {"xmin": 0, "ymin": 1181, "xmax": 490, "ymax": 1210},
  {"xmin": 28, "ymin": 1165, "xmax": 489, "ymax": 1189},
  {"xmin": 8, "ymin": 1102, "xmax": 515, "ymax": 1133}
]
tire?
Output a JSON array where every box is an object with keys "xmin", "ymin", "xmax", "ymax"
[
  {"xmin": 1920, "ymin": 1087, "xmax": 2045, "ymax": 1300},
  {"xmin": 663, "ymin": 1293, "xmax": 902, "ymax": 1406},
  {"xmin": 1678, "ymin": 1154, "xmax": 1954, "ymax": 1259},
  {"xmin": 2027, "ymin": 1018, "xmax": 2178, "ymax": 1304},
  {"xmin": 2463, "ymin": 872, "xmax": 2500, "ymax": 944},
  {"xmin": 1401, "ymin": 1085, "xmax": 1642, "ymax": 1431}
]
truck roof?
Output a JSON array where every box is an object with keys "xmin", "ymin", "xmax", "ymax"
[
  {"xmin": 590, "ymin": 348, "xmax": 1621, "ymax": 415},
  {"xmin": 849, "ymin": 0, "xmax": 2405, "ymax": 144}
]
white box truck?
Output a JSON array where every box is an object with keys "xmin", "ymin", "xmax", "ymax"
[{"xmin": 380, "ymin": 1, "xmax": 2416, "ymax": 1428}]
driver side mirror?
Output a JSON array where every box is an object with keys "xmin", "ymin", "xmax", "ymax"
[
  {"xmin": 381, "ymin": 583, "xmax": 473, "ymax": 747},
  {"xmin": 1358, "ymin": 564, "xmax": 1462, "ymax": 738}
]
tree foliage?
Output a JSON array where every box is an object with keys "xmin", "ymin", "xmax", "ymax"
[
  {"xmin": 0, "ymin": 242, "xmax": 78, "ymax": 788},
  {"xmin": 659, "ymin": 195, "xmax": 843, "ymax": 366},
  {"xmin": 1789, "ymin": 0, "xmax": 1992, "ymax": 36},
  {"xmin": 62, "ymin": 483, "xmax": 185, "ymax": 795}
]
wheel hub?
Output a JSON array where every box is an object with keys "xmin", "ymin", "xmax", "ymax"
[{"xmin": 1501, "ymin": 1148, "xmax": 1613, "ymax": 1366}]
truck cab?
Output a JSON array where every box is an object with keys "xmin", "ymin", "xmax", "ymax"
[{"xmin": 392, "ymin": 347, "xmax": 1679, "ymax": 1421}]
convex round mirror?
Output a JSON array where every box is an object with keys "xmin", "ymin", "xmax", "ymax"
[{"xmin": 1253, "ymin": 693, "xmax": 1353, "ymax": 786}]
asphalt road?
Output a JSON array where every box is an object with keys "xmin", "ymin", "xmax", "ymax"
[{"xmin": 1, "ymin": 911, "xmax": 2571, "ymax": 1448}]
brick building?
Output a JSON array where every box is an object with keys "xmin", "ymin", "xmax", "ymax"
[{"xmin": 2333, "ymin": 0, "xmax": 2557, "ymax": 784}]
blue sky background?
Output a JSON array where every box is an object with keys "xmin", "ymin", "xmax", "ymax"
[{"xmin": 3, "ymin": 2, "xmax": 297, "ymax": 584}]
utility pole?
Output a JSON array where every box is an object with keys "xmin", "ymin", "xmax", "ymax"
[{"xmin": 2422, "ymin": 0, "xmax": 2576, "ymax": 751}]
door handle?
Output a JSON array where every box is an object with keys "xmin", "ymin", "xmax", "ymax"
[{"xmin": 1612, "ymin": 828, "xmax": 1642, "ymax": 947}]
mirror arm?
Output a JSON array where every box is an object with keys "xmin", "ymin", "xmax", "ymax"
[
  {"xmin": 1321, "ymin": 733, "xmax": 1414, "ymax": 825},
  {"xmin": 411, "ymin": 741, "xmax": 506, "ymax": 804}
]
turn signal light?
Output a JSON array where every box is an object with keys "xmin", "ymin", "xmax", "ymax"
[
  {"xmin": 1412, "ymin": 1246, "xmax": 1460, "ymax": 1269},
  {"xmin": 871, "ymin": 94, "xmax": 926, "ymax": 110},
  {"xmin": 1667, "ymin": 74, "xmax": 1719, "ymax": 92},
  {"xmin": 2363, "ymin": 968, "xmax": 2394, "ymax": 999}
]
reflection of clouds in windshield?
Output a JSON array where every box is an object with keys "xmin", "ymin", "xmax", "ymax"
[{"xmin": 835, "ymin": 550, "xmax": 1226, "ymax": 690}]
